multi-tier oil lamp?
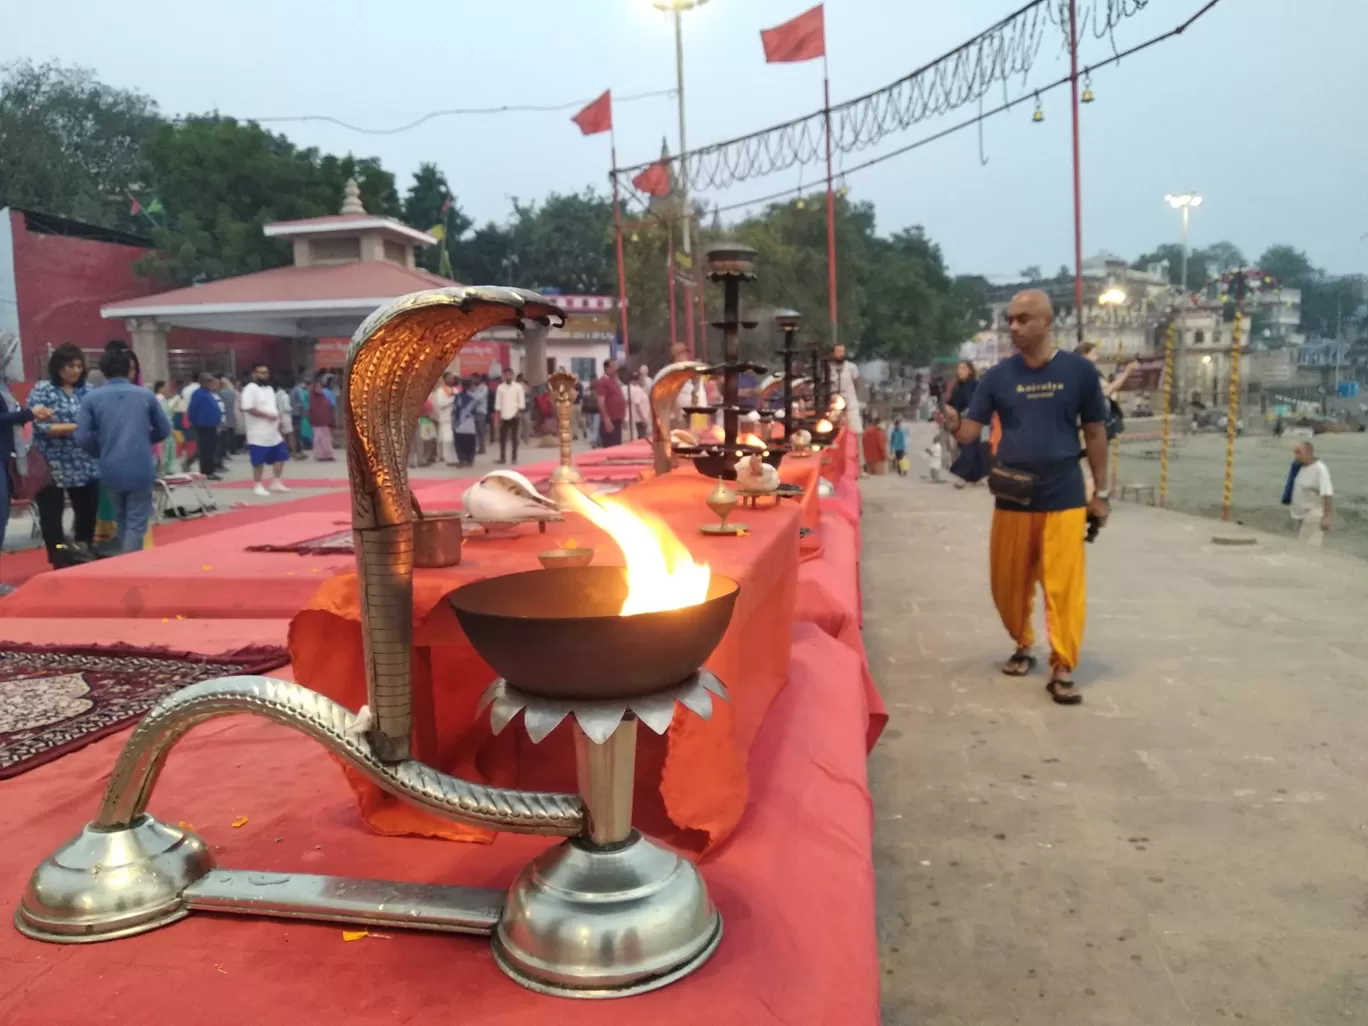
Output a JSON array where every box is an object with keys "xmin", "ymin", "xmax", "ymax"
[
  {"xmin": 15, "ymin": 287, "xmax": 737, "ymax": 999},
  {"xmin": 669, "ymin": 244, "xmax": 768, "ymax": 481}
]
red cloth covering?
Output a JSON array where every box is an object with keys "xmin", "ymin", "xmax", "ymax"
[
  {"xmin": 795, "ymin": 513, "xmax": 886, "ymax": 750},
  {"xmin": 7, "ymin": 513, "xmax": 358, "ymax": 620},
  {"xmin": 861, "ymin": 424, "xmax": 888, "ymax": 466},
  {"xmin": 288, "ymin": 467, "xmax": 802, "ymax": 854},
  {"xmin": 0, "ymin": 622, "xmax": 879, "ymax": 1026}
]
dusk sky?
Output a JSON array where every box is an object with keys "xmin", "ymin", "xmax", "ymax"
[{"xmin": 7, "ymin": 0, "xmax": 1365, "ymax": 279}]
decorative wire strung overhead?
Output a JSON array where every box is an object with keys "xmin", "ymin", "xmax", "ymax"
[{"xmin": 615, "ymin": 0, "xmax": 1149, "ymax": 192}]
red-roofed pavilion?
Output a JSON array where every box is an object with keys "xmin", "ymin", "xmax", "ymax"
[{"xmin": 101, "ymin": 180, "xmax": 445, "ymax": 381}]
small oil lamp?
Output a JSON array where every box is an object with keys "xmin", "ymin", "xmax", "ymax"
[{"xmin": 546, "ymin": 367, "xmax": 583, "ymax": 504}]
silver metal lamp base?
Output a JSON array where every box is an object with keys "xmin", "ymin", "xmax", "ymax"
[
  {"xmin": 494, "ymin": 831, "xmax": 721, "ymax": 998},
  {"xmin": 16, "ymin": 815, "xmax": 214, "ymax": 943}
]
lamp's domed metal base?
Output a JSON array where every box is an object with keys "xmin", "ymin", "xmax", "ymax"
[
  {"xmin": 16, "ymin": 815, "xmax": 213, "ymax": 943},
  {"xmin": 493, "ymin": 832, "xmax": 721, "ymax": 998}
]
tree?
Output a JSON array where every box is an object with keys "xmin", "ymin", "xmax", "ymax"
[
  {"xmin": 1202, "ymin": 240, "xmax": 1244, "ymax": 273},
  {"xmin": 506, "ymin": 190, "xmax": 614, "ymax": 294},
  {"xmin": 133, "ymin": 115, "xmax": 401, "ymax": 285},
  {"xmin": 402, "ymin": 163, "xmax": 471, "ymax": 275},
  {"xmin": 1133, "ymin": 243, "xmax": 1207, "ymax": 291},
  {"xmin": 0, "ymin": 60, "xmax": 162, "ymax": 232},
  {"xmin": 452, "ymin": 222, "xmax": 515, "ymax": 286},
  {"xmin": 1256, "ymin": 245, "xmax": 1316, "ymax": 289},
  {"xmin": 1019, "ymin": 265, "xmax": 1042, "ymax": 281}
]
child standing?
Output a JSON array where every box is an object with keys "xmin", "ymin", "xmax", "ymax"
[
  {"xmin": 925, "ymin": 438, "xmax": 945, "ymax": 483},
  {"xmin": 890, "ymin": 416, "xmax": 908, "ymax": 476}
]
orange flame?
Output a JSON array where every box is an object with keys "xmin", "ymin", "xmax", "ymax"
[
  {"xmin": 739, "ymin": 432, "xmax": 766, "ymax": 449},
  {"xmin": 559, "ymin": 488, "xmax": 710, "ymax": 616},
  {"xmin": 816, "ymin": 418, "xmax": 834, "ymax": 433}
]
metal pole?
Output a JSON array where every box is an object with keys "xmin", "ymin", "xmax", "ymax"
[
  {"xmin": 1158, "ymin": 316, "xmax": 1176, "ymax": 508},
  {"xmin": 1069, "ymin": 0, "xmax": 1084, "ymax": 347},
  {"xmin": 1174, "ymin": 203, "xmax": 1189, "ymax": 412},
  {"xmin": 1221, "ymin": 301, "xmax": 1245, "ymax": 522},
  {"xmin": 823, "ymin": 59, "xmax": 839, "ymax": 346},
  {"xmin": 667, "ymin": 220, "xmax": 678, "ymax": 353},
  {"xmin": 674, "ymin": 9, "xmax": 696, "ymax": 359},
  {"xmin": 609, "ymin": 140, "xmax": 631, "ymax": 361}
]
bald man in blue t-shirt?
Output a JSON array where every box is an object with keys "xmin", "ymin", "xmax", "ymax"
[{"xmin": 944, "ymin": 290, "xmax": 1109, "ymax": 705}]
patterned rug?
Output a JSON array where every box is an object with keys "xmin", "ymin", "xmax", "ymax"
[{"xmin": 0, "ymin": 644, "xmax": 289, "ymax": 779}]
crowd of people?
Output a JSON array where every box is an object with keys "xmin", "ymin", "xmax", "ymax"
[{"xmin": 411, "ymin": 357, "xmax": 657, "ymax": 470}]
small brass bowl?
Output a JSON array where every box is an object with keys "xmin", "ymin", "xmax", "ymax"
[{"xmin": 537, "ymin": 547, "xmax": 595, "ymax": 569}]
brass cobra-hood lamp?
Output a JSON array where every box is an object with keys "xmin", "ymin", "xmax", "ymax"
[{"xmin": 15, "ymin": 286, "xmax": 735, "ymax": 999}]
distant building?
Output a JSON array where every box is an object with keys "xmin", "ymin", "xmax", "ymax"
[{"xmin": 0, "ymin": 206, "xmax": 269, "ymax": 387}]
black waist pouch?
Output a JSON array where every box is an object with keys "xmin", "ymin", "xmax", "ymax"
[{"xmin": 988, "ymin": 464, "xmax": 1038, "ymax": 506}]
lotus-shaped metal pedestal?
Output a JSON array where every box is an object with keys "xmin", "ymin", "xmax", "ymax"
[{"xmin": 451, "ymin": 566, "xmax": 738, "ymax": 997}]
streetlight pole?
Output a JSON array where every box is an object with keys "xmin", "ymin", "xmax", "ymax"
[
  {"xmin": 654, "ymin": 0, "xmax": 710, "ymax": 357},
  {"xmin": 1165, "ymin": 192, "xmax": 1201, "ymax": 411}
]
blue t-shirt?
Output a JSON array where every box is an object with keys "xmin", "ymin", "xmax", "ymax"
[
  {"xmin": 964, "ymin": 349, "xmax": 1107, "ymax": 511},
  {"xmin": 889, "ymin": 426, "xmax": 907, "ymax": 452}
]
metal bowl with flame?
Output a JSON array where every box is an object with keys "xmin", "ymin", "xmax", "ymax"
[{"xmin": 449, "ymin": 567, "xmax": 740, "ymax": 702}]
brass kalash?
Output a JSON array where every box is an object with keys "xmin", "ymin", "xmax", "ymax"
[{"xmin": 15, "ymin": 286, "xmax": 739, "ymax": 998}]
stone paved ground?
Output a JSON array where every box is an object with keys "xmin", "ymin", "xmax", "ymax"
[{"xmin": 866, "ymin": 423, "xmax": 1368, "ymax": 1025}]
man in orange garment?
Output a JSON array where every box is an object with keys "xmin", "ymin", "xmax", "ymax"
[
  {"xmin": 943, "ymin": 290, "xmax": 1109, "ymax": 705},
  {"xmin": 861, "ymin": 413, "xmax": 888, "ymax": 474}
]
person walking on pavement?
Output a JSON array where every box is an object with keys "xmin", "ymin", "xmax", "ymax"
[
  {"xmin": 217, "ymin": 374, "xmax": 239, "ymax": 457},
  {"xmin": 469, "ymin": 375, "xmax": 490, "ymax": 455},
  {"xmin": 943, "ymin": 290, "xmax": 1109, "ymax": 706},
  {"xmin": 0, "ymin": 334, "xmax": 52, "ymax": 589},
  {"xmin": 582, "ymin": 363, "xmax": 601, "ymax": 446},
  {"xmin": 596, "ymin": 358, "xmax": 627, "ymax": 449},
  {"xmin": 495, "ymin": 367, "xmax": 525, "ymax": 464},
  {"xmin": 28, "ymin": 344, "xmax": 101, "ymax": 567},
  {"xmin": 309, "ymin": 376, "xmax": 336, "ymax": 461},
  {"xmin": 1289, "ymin": 440, "xmax": 1333, "ymax": 547},
  {"xmin": 240, "ymin": 363, "xmax": 290, "ymax": 497},
  {"xmin": 830, "ymin": 343, "xmax": 863, "ymax": 435},
  {"xmin": 186, "ymin": 372, "xmax": 223, "ymax": 480},
  {"xmin": 75, "ymin": 346, "xmax": 170, "ymax": 554}
]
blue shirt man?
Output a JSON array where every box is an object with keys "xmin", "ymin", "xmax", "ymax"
[
  {"xmin": 944, "ymin": 289, "xmax": 1109, "ymax": 705},
  {"xmin": 76, "ymin": 348, "xmax": 171, "ymax": 553},
  {"xmin": 965, "ymin": 348, "xmax": 1107, "ymax": 512}
]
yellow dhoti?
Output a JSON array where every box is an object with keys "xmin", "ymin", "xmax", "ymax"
[{"xmin": 989, "ymin": 506, "xmax": 1087, "ymax": 675}]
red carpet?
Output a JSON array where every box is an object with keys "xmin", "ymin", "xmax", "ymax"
[{"xmin": 0, "ymin": 625, "xmax": 878, "ymax": 1026}]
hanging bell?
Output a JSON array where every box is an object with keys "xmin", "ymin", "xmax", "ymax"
[
  {"xmin": 1081, "ymin": 74, "xmax": 1095, "ymax": 104},
  {"xmin": 1031, "ymin": 93, "xmax": 1044, "ymax": 123},
  {"xmin": 796, "ymin": 197, "xmax": 806, "ymax": 209},
  {"xmin": 630, "ymin": 231, "xmax": 640, "ymax": 243}
]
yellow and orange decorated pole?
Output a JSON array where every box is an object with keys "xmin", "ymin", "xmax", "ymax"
[
  {"xmin": 1220, "ymin": 289, "xmax": 1246, "ymax": 521},
  {"xmin": 1158, "ymin": 317, "xmax": 1177, "ymax": 508}
]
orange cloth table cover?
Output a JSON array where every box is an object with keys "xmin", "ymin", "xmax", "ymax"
[{"xmin": 288, "ymin": 466, "xmax": 803, "ymax": 854}]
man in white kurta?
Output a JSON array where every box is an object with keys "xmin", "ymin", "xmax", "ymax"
[{"xmin": 830, "ymin": 343, "xmax": 864, "ymax": 434}]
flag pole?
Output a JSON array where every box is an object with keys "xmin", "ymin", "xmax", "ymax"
[
  {"xmin": 695, "ymin": 228, "xmax": 708, "ymax": 362},
  {"xmin": 823, "ymin": 52, "xmax": 838, "ymax": 347},
  {"xmin": 667, "ymin": 219, "xmax": 678, "ymax": 353},
  {"xmin": 610, "ymin": 132, "xmax": 631, "ymax": 362},
  {"xmin": 1069, "ymin": 0, "xmax": 1084, "ymax": 346}
]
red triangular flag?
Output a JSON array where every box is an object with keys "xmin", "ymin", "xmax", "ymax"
[
  {"xmin": 440, "ymin": 195, "xmax": 452, "ymax": 216},
  {"xmin": 632, "ymin": 161, "xmax": 671, "ymax": 197},
  {"xmin": 572, "ymin": 90, "xmax": 613, "ymax": 136},
  {"xmin": 128, "ymin": 192, "xmax": 142, "ymax": 216},
  {"xmin": 761, "ymin": 4, "xmax": 825, "ymax": 63}
]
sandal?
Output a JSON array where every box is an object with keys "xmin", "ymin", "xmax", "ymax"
[
  {"xmin": 1046, "ymin": 679, "xmax": 1082, "ymax": 705},
  {"xmin": 1001, "ymin": 650, "xmax": 1037, "ymax": 677}
]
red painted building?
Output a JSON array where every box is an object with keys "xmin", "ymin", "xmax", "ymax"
[{"xmin": 0, "ymin": 206, "xmax": 279, "ymax": 388}]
